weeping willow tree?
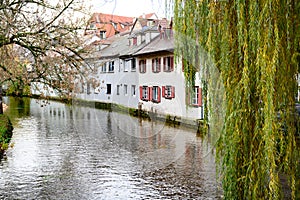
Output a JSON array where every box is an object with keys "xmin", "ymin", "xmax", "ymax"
[{"xmin": 172, "ymin": 0, "xmax": 300, "ymax": 199}]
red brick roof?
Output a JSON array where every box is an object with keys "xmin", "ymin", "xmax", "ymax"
[
  {"xmin": 90, "ymin": 13, "xmax": 134, "ymax": 25},
  {"xmin": 86, "ymin": 13, "xmax": 134, "ymax": 38}
]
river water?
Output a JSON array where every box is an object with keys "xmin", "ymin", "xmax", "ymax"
[{"xmin": 0, "ymin": 97, "xmax": 221, "ymax": 199}]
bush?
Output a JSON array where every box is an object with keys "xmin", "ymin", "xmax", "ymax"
[{"xmin": 0, "ymin": 114, "xmax": 13, "ymax": 157}]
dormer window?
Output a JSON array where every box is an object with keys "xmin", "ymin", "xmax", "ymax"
[
  {"xmin": 133, "ymin": 37, "xmax": 137, "ymax": 46},
  {"xmin": 112, "ymin": 22, "xmax": 117, "ymax": 29},
  {"xmin": 100, "ymin": 31, "xmax": 106, "ymax": 39}
]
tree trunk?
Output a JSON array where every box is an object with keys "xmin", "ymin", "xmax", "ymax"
[{"xmin": 0, "ymin": 85, "xmax": 3, "ymax": 114}]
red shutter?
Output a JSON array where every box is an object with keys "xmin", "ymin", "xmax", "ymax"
[
  {"xmin": 157, "ymin": 87, "xmax": 161, "ymax": 103},
  {"xmin": 139, "ymin": 86, "xmax": 143, "ymax": 100},
  {"xmin": 198, "ymin": 88, "xmax": 202, "ymax": 106},
  {"xmin": 148, "ymin": 87, "xmax": 152, "ymax": 101},
  {"xmin": 162, "ymin": 86, "xmax": 166, "ymax": 97},
  {"xmin": 163, "ymin": 57, "xmax": 166, "ymax": 72},
  {"xmin": 171, "ymin": 86, "xmax": 175, "ymax": 98},
  {"xmin": 171, "ymin": 56, "xmax": 174, "ymax": 71}
]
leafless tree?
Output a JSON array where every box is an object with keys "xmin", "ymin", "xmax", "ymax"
[{"xmin": 0, "ymin": 0, "xmax": 93, "ymax": 113}]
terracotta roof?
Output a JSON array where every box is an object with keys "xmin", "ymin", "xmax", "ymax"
[
  {"xmin": 90, "ymin": 13, "xmax": 134, "ymax": 25},
  {"xmin": 138, "ymin": 13, "xmax": 158, "ymax": 19}
]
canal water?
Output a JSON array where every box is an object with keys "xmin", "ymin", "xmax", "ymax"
[{"xmin": 0, "ymin": 97, "xmax": 221, "ymax": 199}]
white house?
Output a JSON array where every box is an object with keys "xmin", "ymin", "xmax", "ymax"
[
  {"xmin": 32, "ymin": 13, "xmax": 205, "ymax": 124},
  {"xmin": 134, "ymin": 32, "xmax": 204, "ymax": 122}
]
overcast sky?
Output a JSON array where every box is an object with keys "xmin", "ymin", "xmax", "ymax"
[{"xmin": 88, "ymin": 0, "xmax": 172, "ymax": 18}]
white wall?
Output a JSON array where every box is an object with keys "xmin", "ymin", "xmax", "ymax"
[{"xmin": 137, "ymin": 55, "xmax": 203, "ymax": 121}]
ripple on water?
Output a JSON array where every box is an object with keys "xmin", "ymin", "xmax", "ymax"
[{"xmin": 0, "ymin": 99, "xmax": 222, "ymax": 199}]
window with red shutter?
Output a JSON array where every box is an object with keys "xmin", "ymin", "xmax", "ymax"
[
  {"xmin": 152, "ymin": 58, "xmax": 161, "ymax": 73},
  {"xmin": 163, "ymin": 56, "xmax": 174, "ymax": 72},
  {"xmin": 151, "ymin": 86, "xmax": 161, "ymax": 103},
  {"xmin": 139, "ymin": 59, "xmax": 146, "ymax": 73},
  {"xmin": 171, "ymin": 86, "xmax": 175, "ymax": 98},
  {"xmin": 148, "ymin": 87, "xmax": 152, "ymax": 101},
  {"xmin": 190, "ymin": 86, "xmax": 202, "ymax": 107},
  {"xmin": 164, "ymin": 85, "xmax": 175, "ymax": 99},
  {"xmin": 170, "ymin": 56, "xmax": 174, "ymax": 71},
  {"xmin": 157, "ymin": 87, "xmax": 161, "ymax": 103},
  {"xmin": 162, "ymin": 86, "xmax": 166, "ymax": 97},
  {"xmin": 198, "ymin": 88, "xmax": 202, "ymax": 106},
  {"xmin": 139, "ymin": 86, "xmax": 143, "ymax": 100}
]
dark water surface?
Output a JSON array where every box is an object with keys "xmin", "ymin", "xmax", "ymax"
[{"xmin": 0, "ymin": 97, "xmax": 221, "ymax": 199}]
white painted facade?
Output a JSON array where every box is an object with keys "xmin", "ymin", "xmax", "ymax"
[{"xmin": 32, "ymin": 19, "xmax": 205, "ymax": 122}]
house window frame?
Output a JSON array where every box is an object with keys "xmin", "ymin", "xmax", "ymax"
[
  {"xmin": 124, "ymin": 59, "xmax": 130, "ymax": 72},
  {"xmin": 131, "ymin": 58, "xmax": 136, "ymax": 71},
  {"xmin": 106, "ymin": 84, "xmax": 112, "ymax": 95},
  {"xmin": 100, "ymin": 31, "xmax": 106, "ymax": 39},
  {"xmin": 116, "ymin": 85, "xmax": 120, "ymax": 95},
  {"xmin": 124, "ymin": 84, "xmax": 128, "ymax": 96},
  {"xmin": 140, "ymin": 86, "xmax": 151, "ymax": 101},
  {"xmin": 100, "ymin": 63, "xmax": 107, "ymax": 73},
  {"xmin": 163, "ymin": 56, "xmax": 174, "ymax": 72},
  {"xmin": 191, "ymin": 86, "xmax": 202, "ymax": 107},
  {"xmin": 131, "ymin": 85, "xmax": 136, "ymax": 96},
  {"xmin": 108, "ymin": 61, "xmax": 114, "ymax": 72},
  {"xmin": 162, "ymin": 85, "xmax": 175, "ymax": 99},
  {"xmin": 139, "ymin": 59, "xmax": 146, "ymax": 73},
  {"xmin": 152, "ymin": 86, "xmax": 161, "ymax": 103},
  {"xmin": 152, "ymin": 58, "xmax": 161, "ymax": 73}
]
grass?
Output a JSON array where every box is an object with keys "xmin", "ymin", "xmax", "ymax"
[{"xmin": 0, "ymin": 114, "xmax": 13, "ymax": 157}]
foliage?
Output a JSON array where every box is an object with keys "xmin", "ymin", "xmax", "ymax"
[
  {"xmin": 0, "ymin": 0, "xmax": 93, "ymax": 99},
  {"xmin": 0, "ymin": 114, "xmax": 13, "ymax": 156},
  {"xmin": 173, "ymin": 0, "xmax": 300, "ymax": 199}
]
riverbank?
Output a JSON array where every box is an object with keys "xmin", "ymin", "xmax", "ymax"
[
  {"xmin": 0, "ymin": 114, "xmax": 13, "ymax": 158},
  {"xmin": 32, "ymin": 95, "xmax": 208, "ymax": 134}
]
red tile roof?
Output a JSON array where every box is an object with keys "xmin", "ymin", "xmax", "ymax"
[{"xmin": 86, "ymin": 13, "xmax": 134, "ymax": 38}]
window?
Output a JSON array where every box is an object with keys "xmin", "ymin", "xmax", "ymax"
[
  {"xmin": 124, "ymin": 84, "xmax": 128, "ymax": 95},
  {"xmin": 191, "ymin": 86, "xmax": 202, "ymax": 106},
  {"xmin": 152, "ymin": 86, "xmax": 161, "ymax": 103},
  {"xmin": 101, "ymin": 63, "xmax": 107, "ymax": 73},
  {"xmin": 125, "ymin": 59, "xmax": 136, "ymax": 72},
  {"xmin": 133, "ymin": 37, "xmax": 137, "ymax": 46},
  {"xmin": 131, "ymin": 59, "xmax": 136, "ymax": 71},
  {"xmin": 107, "ymin": 84, "xmax": 111, "ymax": 94},
  {"xmin": 100, "ymin": 31, "xmax": 106, "ymax": 39},
  {"xmin": 139, "ymin": 86, "xmax": 151, "ymax": 101},
  {"xmin": 163, "ymin": 56, "xmax": 174, "ymax": 72},
  {"xmin": 162, "ymin": 86, "xmax": 175, "ymax": 99},
  {"xmin": 124, "ymin": 60, "xmax": 130, "ymax": 72},
  {"xmin": 112, "ymin": 22, "xmax": 117, "ymax": 29},
  {"xmin": 108, "ymin": 61, "xmax": 114, "ymax": 72},
  {"xmin": 131, "ymin": 85, "xmax": 136, "ymax": 96},
  {"xmin": 152, "ymin": 58, "xmax": 161, "ymax": 73},
  {"xmin": 117, "ymin": 85, "xmax": 120, "ymax": 95},
  {"xmin": 139, "ymin": 59, "xmax": 146, "ymax": 73}
]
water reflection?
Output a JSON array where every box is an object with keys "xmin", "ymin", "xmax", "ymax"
[{"xmin": 0, "ymin": 97, "xmax": 221, "ymax": 199}]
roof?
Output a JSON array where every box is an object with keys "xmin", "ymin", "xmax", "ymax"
[
  {"xmin": 134, "ymin": 34, "xmax": 174, "ymax": 56},
  {"xmin": 95, "ymin": 35, "xmax": 130, "ymax": 59},
  {"xmin": 86, "ymin": 13, "xmax": 134, "ymax": 38},
  {"xmin": 90, "ymin": 13, "xmax": 134, "ymax": 25}
]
